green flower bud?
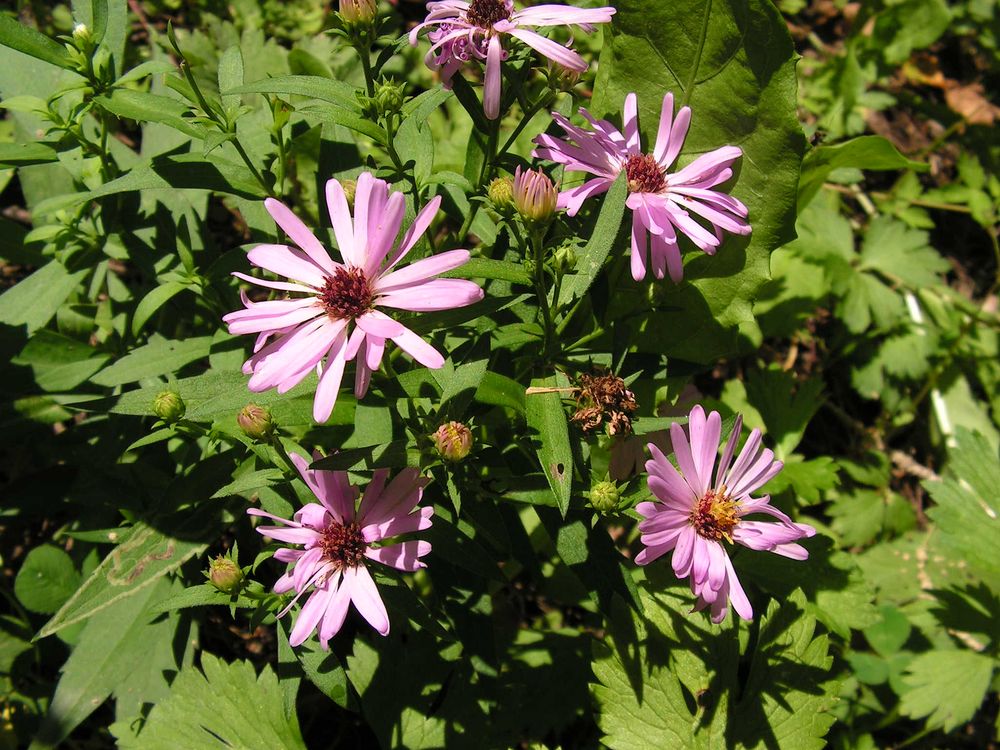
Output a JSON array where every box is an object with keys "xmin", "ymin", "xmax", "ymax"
[
  {"xmin": 237, "ymin": 403, "xmax": 275, "ymax": 442},
  {"xmin": 433, "ymin": 421, "xmax": 473, "ymax": 462},
  {"xmin": 152, "ymin": 390, "xmax": 185, "ymax": 423},
  {"xmin": 207, "ymin": 554, "xmax": 244, "ymax": 594},
  {"xmin": 513, "ymin": 166, "xmax": 558, "ymax": 224},
  {"xmin": 552, "ymin": 244, "xmax": 577, "ymax": 274},
  {"xmin": 590, "ymin": 481, "xmax": 621, "ymax": 513},
  {"xmin": 340, "ymin": 0, "xmax": 377, "ymax": 24},
  {"xmin": 71, "ymin": 23, "xmax": 92, "ymax": 46},
  {"xmin": 488, "ymin": 176, "xmax": 515, "ymax": 211},
  {"xmin": 372, "ymin": 77, "xmax": 406, "ymax": 119}
]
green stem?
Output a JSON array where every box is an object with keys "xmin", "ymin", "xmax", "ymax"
[
  {"xmin": 498, "ymin": 91, "xmax": 553, "ymax": 157},
  {"xmin": 356, "ymin": 43, "xmax": 376, "ymax": 98},
  {"xmin": 531, "ymin": 229, "xmax": 554, "ymax": 357}
]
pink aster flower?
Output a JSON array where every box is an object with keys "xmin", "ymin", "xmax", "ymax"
[
  {"xmin": 533, "ymin": 92, "xmax": 752, "ymax": 282},
  {"xmin": 636, "ymin": 406, "xmax": 815, "ymax": 624},
  {"xmin": 248, "ymin": 452, "xmax": 433, "ymax": 648},
  {"xmin": 409, "ymin": 0, "xmax": 615, "ymax": 120},
  {"xmin": 223, "ymin": 173, "xmax": 484, "ymax": 422}
]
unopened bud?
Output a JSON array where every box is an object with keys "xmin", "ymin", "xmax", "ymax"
[
  {"xmin": 152, "ymin": 390, "xmax": 185, "ymax": 423},
  {"xmin": 552, "ymin": 244, "xmax": 577, "ymax": 274},
  {"xmin": 207, "ymin": 554, "xmax": 244, "ymax": 594},
  {"xmin": 72, "ymin": 23, "xmax": 91, "ymax": 45},
  {"xmin": 488, "ymin": 177, "xmax": 515, "ymax": 211},
  {"xmin": 340, "ymin": 0, "xmax": 377, "ymax": 24},
  {"xmin": 590, "ymin": 481, "xmax": 621, "ymax": 513},
  {"xmin": 433, "ymin": 421, "xmax": 473, "ymax": 462},
  {"xmin": 372, "ymin": 77, "xmax": 406, "ymax": 118},
  {"xmin": 514, "ymin": 166, "xmax": 558, "ymax": 224},
  {"xmin": 237, "ymin": 403, "xmax": 274, "ymax": 441}
]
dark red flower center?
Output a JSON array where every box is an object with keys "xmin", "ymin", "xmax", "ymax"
[
  {"xmin": 467, "ymin": 0, "xmax": 512, "ymax": 27},
  {"xmin": 624, "ymin": 154, "xmax": 667, "ymax": 194},
  {"xmin": 320, "ymin": 266, "xmax": 374, "ymax": 320},
  {"xmin": 690, "ymin": 488, "xmax": 739, "ymax": 542},
  {"xmin": 319, "ymin": 522, "xmax": 367, "ymax": 569}
]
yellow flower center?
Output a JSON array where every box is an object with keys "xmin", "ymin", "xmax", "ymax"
[{"xmin": 689, "ymin": 486, "xmax": 740, "ymax": 542}]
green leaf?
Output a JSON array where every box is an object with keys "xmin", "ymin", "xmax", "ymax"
[
  {"xmin": 217, "ymin": 45, "xmax": 244, "ymax": 114},
  {"xmin": 558, "ymin": 172, "xmax": 627, "ymax": 306},
  {"xmin": 525, "ymin": 376, "xmax": 573, "ymax": 516},
  {"xmin": 899, "ymin": 650, "xmax": 995, "ymax": 732},
  {"xmin": 295, "ymin": 639, "xmax": 352, "ymax": 708},
  {"xmin": 0, "ymin": 262, "xmax": 88, "ymax": 334},
  {"xmin": 0, "ymin": 15, "xmax": 72, "ymax": 69},
  {"xmin": 37, "ymin": 518, "xmax": 211, "ymax": 640},
  {"xmin": 799, "ymin": 136, "xmax": 926, "ymax": 209},
  {"xmin": 860, "ymin": 215, "xmax": 949, "ymax": 289},
  {"xmin": 864, "ymin": 605, "xmax": 912, "ymax": 657},
  {"xmin": 115, "ymin": 653, "xmax": 306, "ymax": 749},
  {"xmin": 149, "ymin": 583, "xmax": 256, "ymax": 613},
  {"xmin": 227, "ymin": 74, "xmax": 359, "ymax": 110},
  {"xmin": 131, "ymin": 281, "xmax": 189, "ymax": 336},
  {"xmin": 592, "ymin": 587, "xmax": 840, "ymax": 749},
  {"xmin": 0, "ymin": 142, "xmax": 59, "ymax": 166},
  {"xmin": 593, "ymin": 0, "xmax": 804, "ymax": 363},
  {"xmin": 474, "ymin": 370, "xmax": 525, "ymax": 413},
  {"xmin": 12, "ymin": 329, "xmax": 110, "ymax": 392},
  {"xmin": 94, "ymin": 89, "xmax": 205, "ymax": 138},
  {"xmin": 441, "ymin": 257, "xmax": 531, "ymax": 285},
  {"xmin": 30, "ymin": 578, "xmax": 181, "ymax": 750},
  {"xmin": 924, "ymin": 428, "xmax": 1000, "ymax": 582},
  {"xmin": 14, "ymin": 545, "xmax": 80, "ymax": 614},
  {"xmin": 90, "ymin": 335, "xmax": 212, "ymax": 387},
  {"xmin": 743, "ymin": 366, "xmax": 824, "ymax": 458},
  {"xmin": 311, "ymin": 440, "xmax": 419, "ymax": 471}
]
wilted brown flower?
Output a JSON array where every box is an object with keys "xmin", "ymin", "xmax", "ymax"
[{"xmin": 570, "ymin": 371, "xmax": 637, "ymax": 436}]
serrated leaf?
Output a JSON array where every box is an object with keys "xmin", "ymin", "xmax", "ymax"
[
  {"xmin": 593, "ymin": 0, "xmax": 804, "ymax": 363},
  {"xmin": 114, "ymin": 653, "xmax": 306, "ymax": 749},
  {"xmin": 899, "ymin": 650, "xmax": 995, "ymax": 732},
  {"xmin": 860, "ymin": 216, "xmax": 949, "ymax": 289},
  {"xmin": 924, "ymin": 428, "xmax": 1000, "ymax": 582},
  {"xmin": 14, "ymin": 545, "xmax": 80, "ymax": 614}
]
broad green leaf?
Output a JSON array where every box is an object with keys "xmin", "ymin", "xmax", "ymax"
[
  {"xmin": 871, "ymin": 0, "xmax": 951, "ymax": 65},
  {"xmin": 114, "ymin": 653, "xmax": 306, "ymax": 749},
  {"xmin": 864, "ymin": 605, "xmax": 912, "ymax": 657},
  {"xmin": 593, "ymin": 0, "xmax": 804, "ymax": 363},
  {"xmin": 30, "ymin": 578, "xmax": 180, "ymax": 750},
  {"xmin": 0, "ymin": 262, "xmax": 87, "ymax": 334},
  {"xmin": 743, "ymin": 365, "xmax": 824, "ymax": 458},
  {"xmin": 899, "ymin": 650, "xmax": 994, "ymax": 732},
  {"xmin": 37, "ymin": 518, "xmax": 211, "ymax": 639},
  {"xmin": 592, "ymin": 587, "xmax": 840, "ymax": 750},
  {"xmin": 218, "ymin": 45, "xmax": 244, "ymax": 114},
  {"xmin": 859, "ymin": 216, "xmax": 949, "ymax": 289},
  {"xmin": 558, "ymin": 172, "xmax": 627, "ymax": 306},
  {"xmin": 295, "ymin": 639, "xmax": 352, "ymax": 708},
  {"xmin": 227, "ymin": 74, "xmax": 359, "ymax": 110},
  {"xmin": 90, "ymin": 335, "xmax": 212, "ymax": 387},
  {"xmin": 0, "ymin": 15, "xmax": 72, "ymax": 69},
  {"xmin": 924, "ymin": 428, "xmax": 1000, "ymax": 583},
  {"xmin": 525, "ymin": 375, "xmax": 573, "ymax": 516},
  {"xmin": 798, "ymin": 136, "xmax": 927, "ymax": 209},
  {"xmin": 14, "ymin": 545, "xmax": 80, "ymax": 614}
]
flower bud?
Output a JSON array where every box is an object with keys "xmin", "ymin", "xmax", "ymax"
[
  {"xmin": 237, "ymin": 403, "xmax": 275, "ymax": 442},
  {"xmin": 433, "ymin": 421, "xmax": 473, "ymax": 462},
  {"xmin": 590, "ymin": 481, "xmax": 621, "ymax": 513},
  {"xmin": 372, "ymin": 77, "xmax": 406, "ymax": 119},
  {"xmin": 488, "ymin": 176, "xmax": 515, "ymax": 211},
  {"xmin": 513, "ymin": 167, "xmax": 558, "ymax": 224},
  {"xmin": 207, "ymin": 554, "xmax": 244, "ymax": 594},
  {"xmin": 152, "ymin": 390, "xmax": 185, "ymax": 423},
  {"xmin": 340, "ymin": 0, "xmax": 377, "ymax": 24},
  {"xmin": 72, "ymin": 23, "xmax": 92, "ymax": 46},
  {"xmin": 552, "ymin": 244, "xmax": 577, "ymax": 274}
]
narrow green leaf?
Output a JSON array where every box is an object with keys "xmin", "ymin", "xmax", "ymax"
[
  {"xmin": 131, "ymin": 281, "xmax": 189, "ymax": 336},
  {"xmin": 0, "ymin": 142, "xmax": 59, "ymax": 166},
  {"xmin": 310, "ymin": 440, "xmax": 419, "ymax": 472},
  {"xmin": 227, "ymin": 74, "xmax": 359, "ymax": 110},
  {"xmin": 558, "ymin": 172, "xmax": 627, "ymax": 306},
  {"xmin": 475, "ymin": 370, "xmax": 525, "ymax": 413},
  {"xmin": 217, "ymin": 45, "xmax": 244, "ymax": 113},
  {"xmin": 0, "ymin": 15, "xmax": 73, "ymax": 69},
  {"xmin": 90, "ymin": 335, "xmax": 212, "ymax": 387},
  {"xmin": 442, "ymin": 257, "xmax": 531, "ymax": 285},
  {"xmin": 525, "ymin": 376, "xmax": 573, "ymax": 516},
  {"xmin": 94, "ymin": 89, "xmax": 205, "ymax": 138},
  {"xmin": 0, "ymin": 261, "xmax": 87, "ymax": 334}
]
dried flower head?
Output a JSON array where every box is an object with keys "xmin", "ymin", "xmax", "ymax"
[{"xmin": 570, "ymin": 372, "xmax": 638, "ymax": 437}]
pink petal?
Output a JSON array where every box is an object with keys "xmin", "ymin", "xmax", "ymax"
[
  {"xmin": 377, "ymin": 279, "xmax": 484, "ymax": 311},
  {"xmin": 688, "ymin": 407, "xmax": 721, "ymax": 495},
  {"xmin": 318, "ymin": 572, "xmax": 351, "ymax": 648},
  {"xmin": 390, "ymin": 322, "xmax": 445, "ymax": 369},
  {"xmin": 630, "ymin": 210, "xmax": 648, "ymax": 281},
  {"xmin": 247, "ymin": 244, "xmax": 329, "ymax": 288},
  {"xmin": 264, "ymin": 198, "xmax": 335, "ymax": 274},
  {"xmin": 508, "ymin": 28, "xmax": 587, "ymax": 72},
  {"xmin": 484, "ymin": 35, "xmax": 503, "ymax": 120},
  {"xmin": 345, "ymin": 565, "xmax": 390, "ymax": 636},
  {"xmin": 356, "ymin": 309, "xmax": 405, "ymax": 338},
  {"xmin": 313, "ymin": 329, "xmax": 349, "ymax": 422},
  {"xmin": 383, "ymin": 196, "xmax": 442, "ymax": 271},
  {"xmin": 365, "ymin": 540, "xmax": 432, "ymax": 571},
  {"xmin": 289, "ymin": 585, "xmax": 332, "ymax": 647},
  {"xmin": 326, "ymin": 178, "xmax": 358, "ymax": 265},
  {"xmin": 376, "ymin": 248, "xmax": 473, "ymax": 292},
  {"xmin": 363, "ymin": 190, "xmax": 406, "ymax": 276},
  {"xmin": 622, "ymin": 93, "xmax": 640, "ymax": 155}
]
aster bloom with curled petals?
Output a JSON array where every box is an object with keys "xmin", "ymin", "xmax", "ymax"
[
  {"xmin": 636, "ymin": 406, "xmax": 815, "ymax": 624},
  {"xmin": 409, "ymin": 0, "xmax": 615, "ymax": 119},
  {"xmin": 224, "ymin": 173, "xmax": 484, "ymax": 422},
  {"xmin": 248, "ymin": 452, "xmax": 433, "ymax": 648},
  {"xmin": 533, "ymin": 92, "xmax": 751, "ymax": 282}
]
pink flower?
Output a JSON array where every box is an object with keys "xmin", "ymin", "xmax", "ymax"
[
  {"xmin": 248, "ymin": 452, "xmax": 433, "ymax": 648},
  {"xmin": 409, "ymin": 0, "xmax": 615, "ymax": 119},
  {"xmin": 533, "ymin": 92, "xmax": 751, "ymax": 282},
  {"xmin": 636, "ymin": 406, "xmax": 815, "ymax": 624},
  {"xmin": 224, "ymin": 173, "xmax": 484, "ymax": 422}
]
